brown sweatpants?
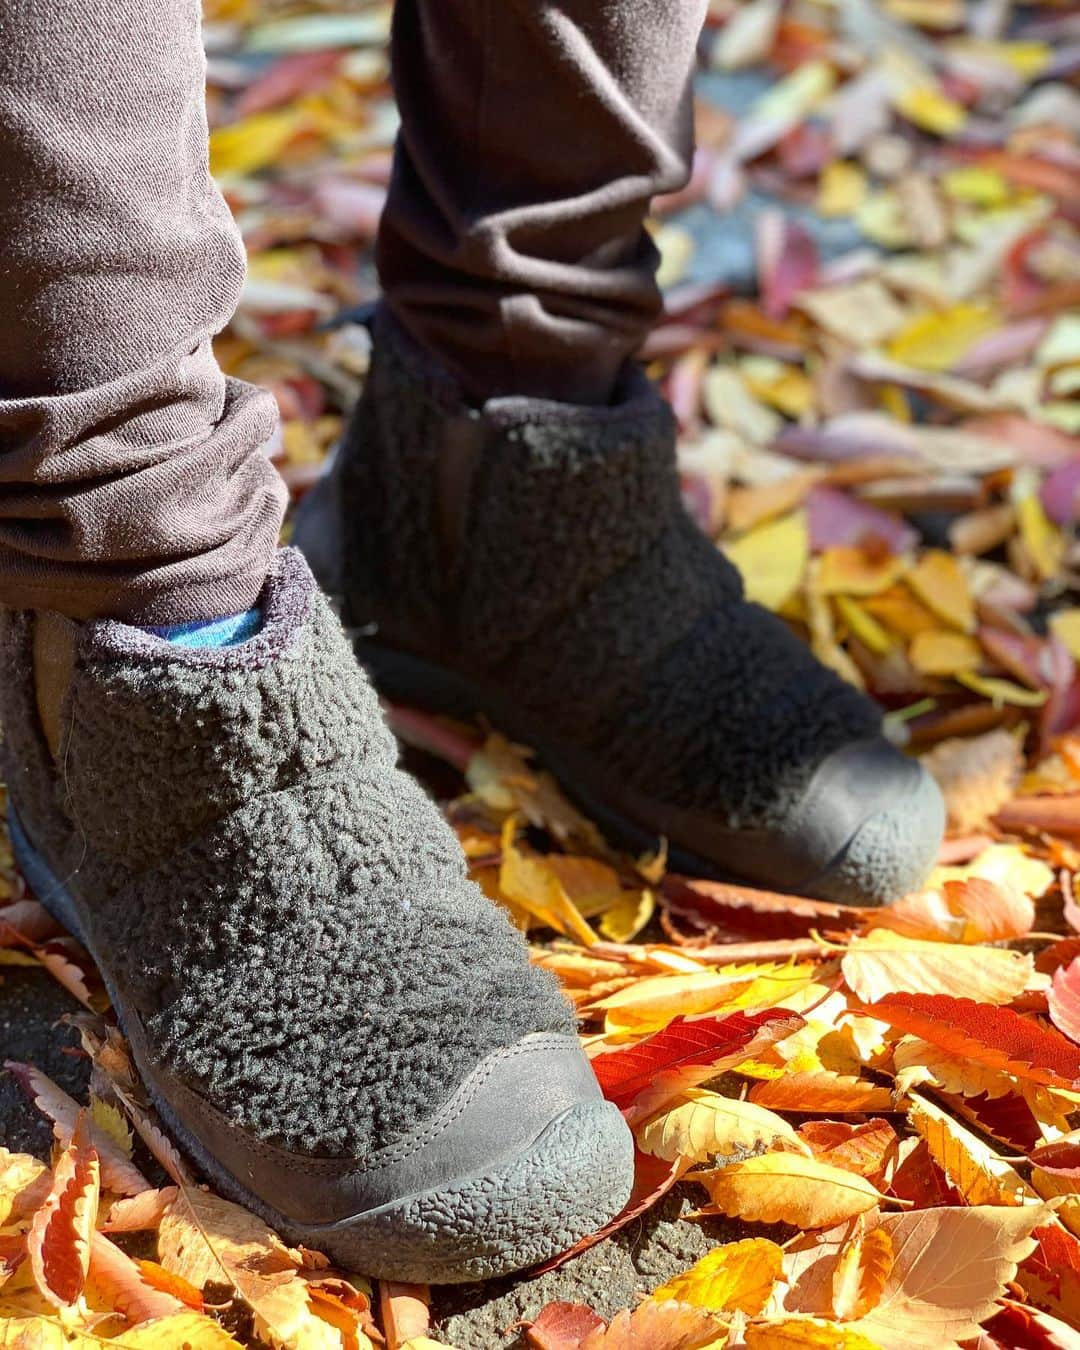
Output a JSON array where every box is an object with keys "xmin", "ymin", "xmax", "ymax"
[{"xmin": 0, "ymin": 0, "xmax": 705, "ymax": 622}]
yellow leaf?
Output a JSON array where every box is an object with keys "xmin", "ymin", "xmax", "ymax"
[
  {"xmin": 637, "ymin": 1089, "xmax": 809, "ymax": 1164},
  {"xmin": 1014, "ymin": 481, "xmax": 1064, "ymax": 581},
  {"xmin": 596, "ymin": 966, "xmax": 767, "ymax": 1024},
  {"xmin": 905, "ymin": 551, "xmax": 974, "ymax": 632},
  {"xmin": 818, "ymin": 162, "xmax": 868, "ymax": 217},
  {"xmin": 598, "ymin": 889, "xmax": 655, "ymax": 943},
  {"xmin": 745, "ymin": 1318, "xmax": 884, "ymax": 1349},
  {"xmin": 698, "ymin": 1153, "xmax": 885, "ymax": 1229},
  {"xmin": 956, "ymin": 671, "xmax": 1049, "ymax": 708},
  {"xmin": 906, "ymin": 1094, "xmax": 1036, "ymax": 1207},
  {"xmin": 0, "ymin": 1150, "xmax": 48, "ymax": 1227},
  {"xmin": 1051, "ymin": 610, "xmax": 1080, "ymax": 663},
  {"xmin": 941, "ymin": 167, "xmax": 1012, "ymax": 208},
  {"xmin": 841, "ymin": 929, "xmax": 1034, "ymax": 1005},
  {"xmin": 723, "ymin": 511, "xmax": 809, "ymax": 611},
  {"xmin": 158, "ymin": 1190, "xmax": 340, "ymax": 1350},
  {"xmin": 796, "ymin": 281, "xmax": 908, "ymax": 347},
  {"xmin": 740, "ymin": 359, "xmax": 816, "ymax": 419},
  {"xmin": 498, "ymin": 818, "xmax": 597, "ymax": 946},
  {"xmin": 893, "ymin": 85, "xmax": 967, "ymax": 137},
  {"xmin": 209, "ymin": 108, "xmax": 309, "ymax": 178},
  {"xmin": 654, "ymin": 225, "xmax": 695, "ymax": 291},
  {"xmin": 835, "ymin": 597, "xmax": 894, "ymax": 655},
  {"xmin": 907, "ymin": 630, "xmax": 981, "ymax": 676},
  {"xmin": 88, "ymin": 1097, "xmax": 134, "ymax": 1161},
  {"xmin": 862, "ymin": 588, "xmax": 940, "ymax": 639},
  {"xmin": 887, "ymin": 304, "xmax": 1000, "ymax": 372},
  {"xmin": 832, "ymin": 1227, "xmax": 894, "ymax": 1322},
  {"xmin": 0, "ymin": 1313, "xmax": 243, "ymax": 1347},
  {"xmin": 651, "ymin": 1239, "xmax": 784, "ymax": 1315},
  {"xmin": 817, "ymin": 551, "xmax": 906, "ymax": 599},
  {"xmin": 807, "ymin": 574, "xmax": 865, "ymax": 690}
]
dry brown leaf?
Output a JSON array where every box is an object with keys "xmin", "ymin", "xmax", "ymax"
[{"xmin": 27, "ymin": 1114, "xmax": 99, "ymax": 1313}]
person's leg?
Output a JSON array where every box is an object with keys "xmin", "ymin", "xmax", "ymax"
[
  {"xmin": 377, "ymin": 0, "xmax": 706, "ymax": 406},
  {"xmin": 296, "ymin": 0, "xmax": 945, "ymax": 906},
  {"xmin": 0, "ymin": 0, "xmax": 285, "ymax": 623},
  {"xmin": 0, "ymin": 0, "xmax": 633, "ymax": 1278}
]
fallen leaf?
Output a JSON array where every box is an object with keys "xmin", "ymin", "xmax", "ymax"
[
  {"xmin": 723, "ymin": 511, "xmax": 809, "ymax": 611},
  {"xmin": 590, "ymin": 1010, "xmax": 803, "ymax": 1113},
  {"xmin": 832, "ymin": 1226, "xmax": 895, "ymax": 1322},
  {"xmin": 905, "ymin": 1093, "xmax": 1036, "ymax": 1207},
  {"xmin": 1049, "ymin": 958, "xmax": 1080, "ymax": 1046},
  {"xmin": 650, "ymin": 1238, "xmax": 783, "ymax": 1315},
  {"xmin": 841, "ymin": 930, "xmax": 1034, "ymax": 1005},
  {"xmin": 637, "ymin": 1089, "xmax": 807, "ymax": 1164},
  {"xmin": 921, "ymin": 730, "xmax": 1024, "ymax": 833},
  {"xmin": 905, "ymin": 551, "xmax": 975, "ymax": 633},
  {"xmin": 863, "ymin": 994, "xmax": 1080, "ymax": 1089},
  {"xmin": 696, "ymin": 1153, "xmax": 885, "ymax": 1229},
  {"xmin": 28, "ymin": 1114, "xmax": 99, "ymax": 1312}
]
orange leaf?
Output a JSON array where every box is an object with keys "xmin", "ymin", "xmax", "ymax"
[
  {"xmin": 696, "ymin": 1153, "xmax": 885, "ymax": 1229},
  {"xmin": 798, "ymin": 1120, "xmax": 899, "ymax": 1185},
  {"xmin": 379, "ymin": 1280, "xmax": 430, "ymax": 1350},
  {"xmin": 862, "ymin": 993, "xmax": 1080, "ymax": 1089},
  {"xmin": 906, "ymin": 550, "xmax": 974, "ymax": 633},
  {"xmin": 27, "ymin": 1113, "xmax": 100, "ymax": 1310},
  {"xmin": 579, "ymin": 1300, "xmax": 728, "ymax": 1350},
  {"xmin": 749, "ymin": 1072, "xmax": 895, "ymax": 1114},
  {"xmin": 831, "ymin": 1225, "xmax": 895, "ymax": 1322},
  {"xmin": 98, "ymin": 1187, "xmax": 179, "ymax": 1233},
  {"xmin": 135, "ymin": 1258, "xmax": 206, "ymax": 1310},
  {"xmin": 89, "ymin": 1231, "xmax": 188, "ymax": 1323}
]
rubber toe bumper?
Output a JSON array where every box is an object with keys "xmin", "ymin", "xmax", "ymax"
[{"xmin": 792, "ymin": 738, "xmax": 946, "ymax": 906}]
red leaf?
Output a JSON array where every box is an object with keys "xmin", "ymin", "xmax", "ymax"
[
  {"xmin": 951, "ymin": 1090, "xmax": 1042, "ymax": 1152},
  {"xmin": 590, "ymin": 1009, "xmax": 802, "ymax": 1110},
  {"xmin": 888, "ymin": 1139, "xmax": 963, "ymax": 1208},
  {"xmin": 1036, "ymin": 937, "xmax": 1080, "ymax": 976},
  {"xmin": 1029, "ymin": 1139, "xmax": 1080, "ymax": 1179},
  {"xmin": 531, "ymin": 1149, "xmax": 683, "ymax": 1276},
  {"xmin": 757, "ymin": 211, "xmax": 819, "ymax": 319},
  {"xmin": 88, "ymin": 1233, "xmax": 186, "ymax": 1324},
  {"xmin": 662, "ymin": 875, "xmax": 857, "ymax": 942},
  {"xmin": 526, "ymin": 1302, "xmax": 607, "ymax": 1350},
  {"xmin": 28, "ymin": 1113, "xmax": 100, "ymax": 1310},
  {"xmin": 1049, "ymin": 957, "xmax": 1080, "ymax": 1046},
  {"xmin": 862, "ymin": 993, "xmax": 1080, "ymax": 1089}
]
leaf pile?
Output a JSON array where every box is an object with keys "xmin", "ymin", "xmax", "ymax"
[{"xmin": 2, "ymin": 0, "xmax": 1080, "ymax": 1346}]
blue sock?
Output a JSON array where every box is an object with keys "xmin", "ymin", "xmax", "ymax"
[{"xmin": 147, "ymin": 608, "xmax": 262, "ymax": 650}]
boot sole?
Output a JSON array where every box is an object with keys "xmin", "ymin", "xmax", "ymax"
[{"xmin": 8, "ymin": 805, "xmax": 634, "ymax": 1283}]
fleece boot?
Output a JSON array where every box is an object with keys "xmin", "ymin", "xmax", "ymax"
[
  {"xmin": 0, "ymin": 549, "xmax": 634, "ymax": 1282},
  {"xmin": 295, "ymin": 309, "xmax": 944, "ymax": 906}
]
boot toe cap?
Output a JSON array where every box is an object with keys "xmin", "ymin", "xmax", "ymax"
[{"xmin": 794, "ymin": 738, "xmax": 945, "ymax": 906}]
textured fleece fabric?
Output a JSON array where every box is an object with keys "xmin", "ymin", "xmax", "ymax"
[
  {"xmin": 336, "ymin": 310, "xmax": 883, "ymax": 834},
  {"xmin": 0, "ymin": 550, "xmax": 573, "ymax": 1158}
]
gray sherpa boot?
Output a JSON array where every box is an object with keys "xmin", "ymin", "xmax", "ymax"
[
  {"xmin": 0, "ymin": 549, "xmax": 634, "ymax": 1282},
  {"xmin": 295, "ymin": 308, "xmax": 944, "ymax": 906}
]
